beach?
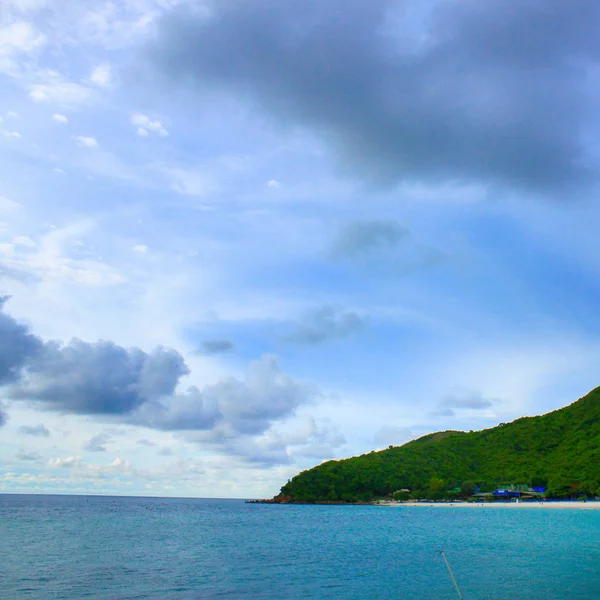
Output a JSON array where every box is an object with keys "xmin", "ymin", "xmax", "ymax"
[{"xmin": 381, "ymin": 501, "xmax": 600, "ymax": 509}]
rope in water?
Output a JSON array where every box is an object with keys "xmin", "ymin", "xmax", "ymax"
[{"xmin": 440, "ymin": 550, "xmax": 463, "ymax": 600}]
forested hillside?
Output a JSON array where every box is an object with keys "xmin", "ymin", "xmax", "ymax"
[{"xmin": 276, "ymin": 387, "xmax": 600, "ymax": 502}]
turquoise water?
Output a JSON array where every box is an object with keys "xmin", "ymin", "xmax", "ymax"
[{"xmin": 1, "ymin": 495, "xmax": 600, "ymax": 599}]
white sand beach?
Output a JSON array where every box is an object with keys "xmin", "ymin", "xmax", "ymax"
[{"xmin": 381, "ymin": 501, "xmax": 600, "ymax": 509}]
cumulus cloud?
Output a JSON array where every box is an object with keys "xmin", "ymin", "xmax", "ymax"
[
  {"xmin": 149, "ymin": 0, "xmax": 600, "ymax": 194},
  {"xmin": 196, "ymin": 339, "xmax": 234, "ymax": 355},
  {"xmin": 11, "ymin": 339, "xmax": 189, "ymax": 415},
  {"xmin": 136, "ymin": 355, "xmax": 317, "ymax": 437},
  {"xmin": 18, "ymin": 424, "xmax": 50, "ymax": 437},
  {"xmin": 286, "ymin": 305, "xmax": 364, "ymax": 345},
  {"xmin": 0, "ymin": 299, "xmax": 189, "ymax": 417},
  {"xmin": 0, "ymin": 296, "xmax": 43, "ymax": 385},
  {"xmin": 48, "ymin": 456, "xmax": 83, "ymax": 468},
  {"xmin": 0, "ymin": 302, "xmax": 316, "ymax": 463},
  {"xmin": 432, "ymin": 390, "xmax": 500, "ymax": 417}
]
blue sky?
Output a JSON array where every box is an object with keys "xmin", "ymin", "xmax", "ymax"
[{"xmin": 1, "ymin": 0, "xmax": 600, "ymax": 498}]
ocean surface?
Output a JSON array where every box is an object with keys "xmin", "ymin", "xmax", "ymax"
[{"xmin": 1, "ymin": 494, "xmax": 599, "ymax": 599}]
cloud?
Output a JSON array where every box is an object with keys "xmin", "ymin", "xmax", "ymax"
[
  {"xmin": 84, "ymin": 433, "xmax": 111, "ymax": 452},
  {"xmin": 28, "ymin": 79, "xmax": 93, "ymax": 105},
  {"xmin": 431, "ymin": 390, "xmax": 500, "ymax": 417},
  {"xmin": 136, "ymin": 355, "xmax": 317, "ymax": 437},
  {"xmin": 52, "ymin": 113, "xmax": 68, "ymax": 124},
  {"xmin": 0, "ymin": 196, "xmax": 21, "ymax": 211},
  {"xmin": 0, "ymin": 296, "xmax": 43, "ymax": 385},
  {"xmin": 286, "ymin": 305, "xmax": 364, "ymax": 345},
  {"xmin": 0, "ymin": 22, "xmax": 45, "ymax": 55},
  {"xmin": 74, "ymin": 135, "xmax": 98, "ymax": 148},
  {"xmin": 6, "ymin": 111, "xmax": 19, "ymax": 119},
  {"xmin": 132, "ymin": 244, "xmax": 149, "ymax": 253},
  {"xmin": 18, "ymin": 424, "xmax": 50, "ymax": 437},
  {"xmin": 196, "ymin": 339, "xmax": 234, "ymax": 355},
  {"xmin": 333, "ymin": 220, "xmax": 408, "ymax": 257},
  {"xmin": 267, "ymin": 179, "xmax": 280, "ymax": 188},
  {"xmin": 10, "ymin": 339, "xmax": 189, "ymax": 415},
  {"xmin": 48, "ymin": 456, "xmax": 82, "ymax": 468},
  {"xmin": 0, "ymin": 303, "xmax": 318, "ymax": 463},
  {"xmin": 16, "ymin": 450, "xmax": 42, "ymax": 461},
  {"xmin": 332, "ymin": 220, "xmax": 442, "ymax": 275},
  {"xmin": 136, "ymin": 438, "xmax": 156, "ymax": 447},
  {"xmin": 131, "ymin": 113, "xmax": 168, "ymax": 137},
  {"xmin": 0, "ymin": 403, "xmax": 7, "ymax": 427},
  {"xmin": 89, "ymin": 63, "xmax": 112, "ymax": 87},
  {"xmin": 149, "ymin": 0, "xmax": 600, "ymax": 194}
]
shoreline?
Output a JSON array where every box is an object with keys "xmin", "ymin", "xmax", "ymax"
[{"xmin": 380, "ymin": 501, "xmax": 600, "ymax": 509}]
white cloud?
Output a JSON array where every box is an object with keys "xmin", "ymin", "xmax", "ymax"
[
  {"xmin": 53, "ymin": 168, "xmax": 66, "ymax": 175},
  {"xmin": 6, "ymin": 111, "xmax": 19, "ymax": 119},
  {"xmin": 131, "ymin": 113, "xmax": 168, "ymax": 137},
  {"xmin": 0, "ymin": 243, "xmax": 15, "ymax": 256},
  {"xmin": 74, "ymin": 135, "xmax": 98, "ymax": 148},
  {"xmin": 0, "ymin": 221, "xmax": 123, "ymax": 286},
  {"xmin": 267, "ymin": 179, "xmax": 280, "ymax": 188},
  {"xmin": 48, "ymin": 456, "xmax": 82, "ymax": 468},
  {"xmin": 0, "ymin": 22, "xmax": 46, "ymax": 55},
  {"xmin": 167, "ymin": 167, "xmax": 215, "ymax": 196},
  {"xmin": 2, "ymin": 131, "xmax": 22, "ymax": 139},
  {"xmin": 89, "ymin": 63, "xmax": 112, "ymax": 88},
  {"xmin": 132, "ymin": 244, "xmax": 149, "ymax": 253},
  {"xmin": 0, "ymin": 196, "xmax": 21, "ymax": 211},
  {"xmin": 12, "ymin": 236, "xmax": 36, "ymax": 248},
  {"xmin": 52, "ymin": 113, "xmax": 68, "ymax": 124},
  {"xmin": 29, "ymin": 78, "xmax": 93, "ymax": 105}
]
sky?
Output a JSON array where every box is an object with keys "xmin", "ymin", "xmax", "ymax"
[{"xmin": 1, "ymin": 0, "xmax": 600, "ymax": 499}]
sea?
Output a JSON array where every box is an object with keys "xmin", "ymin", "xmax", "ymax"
[{"xmin": 1, "ymin": 494, "xmax": 599, "ymax": 599}]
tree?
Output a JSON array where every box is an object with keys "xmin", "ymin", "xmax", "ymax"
[{"xmin": 460, "ymin": 480, "xmax": 477, "ymax": 498}]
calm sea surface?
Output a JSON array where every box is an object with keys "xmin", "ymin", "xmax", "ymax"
[{"xmin": 1, "ymin": 494, "xmax": 599, "ymax": 599}]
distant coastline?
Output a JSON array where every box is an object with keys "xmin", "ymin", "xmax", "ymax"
[
  {"xmin": 380, "ymin": 500, "xmax": 600, "ymax": 509},
  {"xmin": 247, "ymin": 499, "xmax": 600, "ymax": 509}
]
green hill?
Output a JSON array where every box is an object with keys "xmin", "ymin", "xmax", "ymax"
[{"xmin": 276, "ymin": 387, "xmax": 600, "ymax": 502}]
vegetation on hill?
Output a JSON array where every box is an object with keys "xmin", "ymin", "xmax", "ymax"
[{"xmin": 277, "ymin": 387, "xmax": 600, "ymax": 502}]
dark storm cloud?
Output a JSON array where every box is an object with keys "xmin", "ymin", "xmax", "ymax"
[
  {"xmin": 149, "ymin": 0, "xmax": 600, "ymax": 193},
  {"xmin": 0, "ymin": 296, "xmax": 43, "ymax": 385},
  {"xmin": 196, "ymin": 339, "xmax": 234, "ymax": 355},
  {"xmin": 285, "ymin": 306, "xmax": 364, "ymax": 345},
  {"xmin": 18, "ymin": 424, "xmax": 50, "ymax": 437}
]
